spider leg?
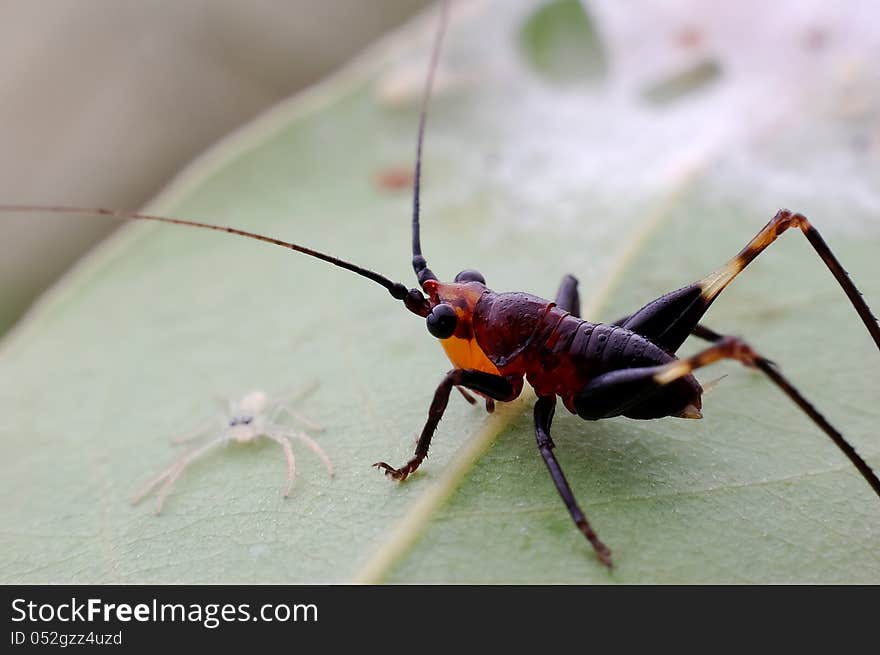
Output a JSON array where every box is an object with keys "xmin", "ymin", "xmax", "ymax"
[
  {"xmin": 278, "ymin": 407, "xmax": 324, "ymax": 432},
  {"xmin": 274, "ymin": 381, "xmax": 320, "ymax": 407},
  {"xmin": 294, "ymin": 431, "xmax": 334, "ymax": 477},
  {"xmin": 267, "ymin": 425, "xmax": 333, "ymax": 477},
  {"xmin": 150, "ymin": 436, "xmax": 229, "ymax": 514},
  {"xmin": 264, "ymin": 432, "xmax": 296, "ymax": 496},
  {"xmin": 170, "ymin": 417, "xmax": 218, "ymax": 445},
  {"xmin": 132, "ymin": 465, "xmax": 175, "ymax": 506}
]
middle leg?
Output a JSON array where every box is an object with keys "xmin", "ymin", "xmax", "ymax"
[
  {"xmin": 534, "ymin": 395, "xmax": 612, "ymax": 568},
  {"xmin": 554, "ymin": 274, "xmax": 581, "ymax": 317}
]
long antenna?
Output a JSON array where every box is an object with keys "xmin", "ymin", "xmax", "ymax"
[
  {"xmin": 411, "ymin": 0, "xmax": 450, "ymax": 287},
  {"xmin": 0, "ymin": 204, "xmax": 410, "ymax": 300}
]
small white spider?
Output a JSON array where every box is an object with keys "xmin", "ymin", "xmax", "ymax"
[{"xmin": 132, "ymin": 387, "xmax": 333, "ymax": 514}]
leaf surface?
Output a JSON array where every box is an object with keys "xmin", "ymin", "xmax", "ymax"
[{"xmin": 1, "ymin": 0, "xmax": 878, "ymax": 583}]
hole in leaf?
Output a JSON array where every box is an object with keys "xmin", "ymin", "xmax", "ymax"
[
  {"xmin": 641, "ymin": 59, "xmax": 722, "ymax": 105},
  {"xmin": 520, "ymin": 0, "xmax": 607, "ymax": 84}
]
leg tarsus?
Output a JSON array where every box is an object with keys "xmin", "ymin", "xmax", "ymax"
[
  {"xmin": 534, "ymin": 395, "xmax": 613, "ymax": 569},
  {"xmin": 373, "ymin": 457, "xmax": 423, "ymax": 481}
]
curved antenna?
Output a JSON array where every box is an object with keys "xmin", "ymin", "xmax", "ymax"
[
  {"xmin": 411, "ymin": 0, "xmax": 451, "ymax": 287},
  {"xmin": 0, "ymin": 204, "xmax": 410, "ymax": 301}
]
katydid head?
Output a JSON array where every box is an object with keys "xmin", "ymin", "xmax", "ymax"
[
  {"xmin": 421, "ymin": 277, "xmax": 499, "ymax": 375},
  {"xmin": 422, "ymin": 270, "xmax": 488, "ymax": 339},
  {"xmin": 422, "ymin": 278, "xmax": 488, "ymax": 339}
]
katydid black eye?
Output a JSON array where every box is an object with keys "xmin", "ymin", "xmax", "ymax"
[
  {"xmin": 426, "ymin": 304, "xmax": 458, "ymax": 339},
  {"xmin": 454, "ymin": 269, "xmax": 485, "ymax": 284}
]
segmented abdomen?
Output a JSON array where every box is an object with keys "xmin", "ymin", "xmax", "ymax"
[
  {"xmin": 547, "ymin": 313, "xmax": 671, "ymax": 368},
  {"xmin": 526, "ymin": 311, "xmax": 674, "ymax": 399}
]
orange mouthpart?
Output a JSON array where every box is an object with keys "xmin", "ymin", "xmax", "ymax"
[{"xmin": 425, "ymin": 280, "xmax": 501, "ymax": 376}]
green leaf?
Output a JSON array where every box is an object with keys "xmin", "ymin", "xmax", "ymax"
[{"xmin": 1, "ymin": 0, "xmax": 878, "ymax": 583}]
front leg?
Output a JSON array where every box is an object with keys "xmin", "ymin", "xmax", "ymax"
[{"xmin": 374, "ymin": 369, "xmax": 516, "ymax": 480}]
